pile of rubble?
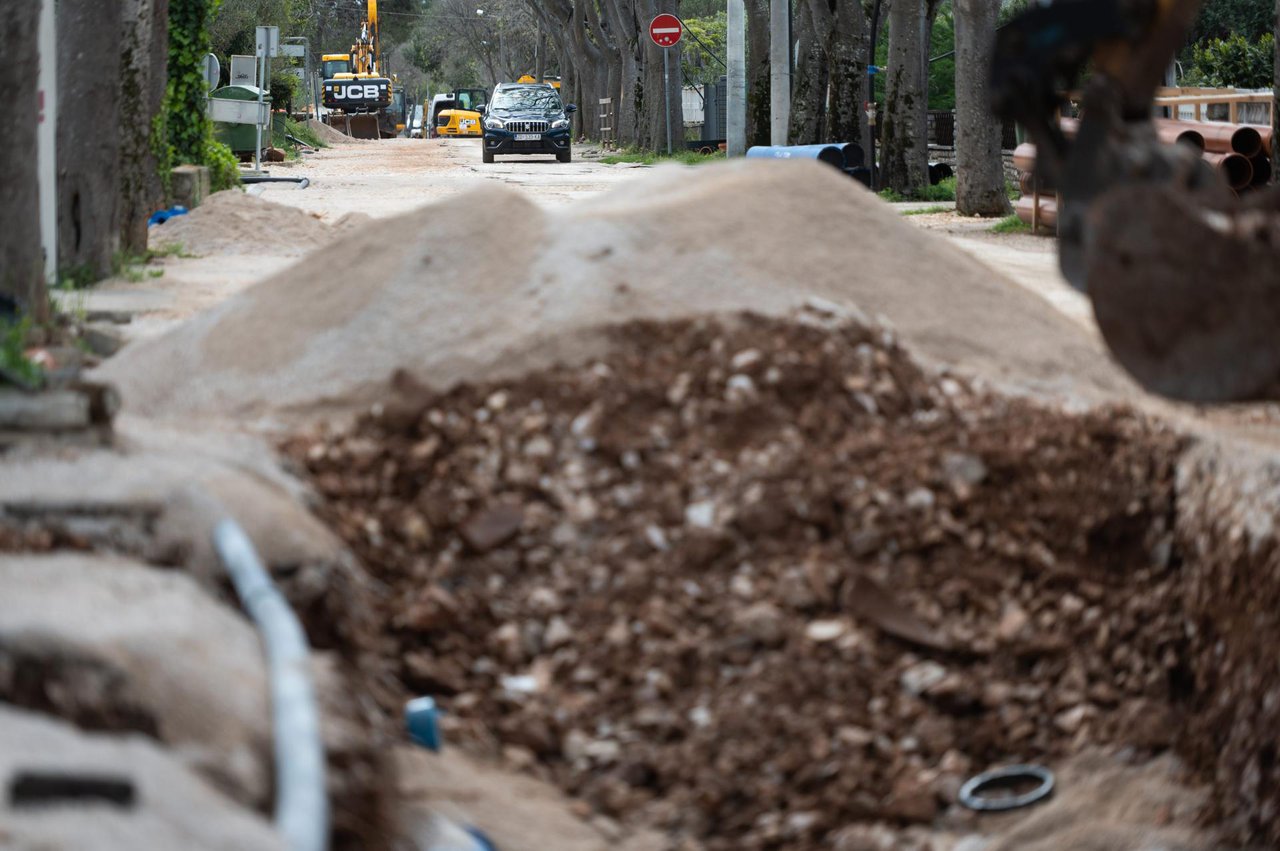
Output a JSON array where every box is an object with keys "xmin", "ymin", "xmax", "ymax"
[{"xmin": 285, "ymin": 312, "xmax": 1190, "ymax": 849}]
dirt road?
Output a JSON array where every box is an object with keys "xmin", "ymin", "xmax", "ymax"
[{"xmin": 260, "ymin": 137, "xmax": 644, "ymax": 221}]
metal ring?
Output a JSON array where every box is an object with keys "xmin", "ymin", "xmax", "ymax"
[{"xmin": 958, "ymin": 764, "xmax": 1055, "ymax": 812}]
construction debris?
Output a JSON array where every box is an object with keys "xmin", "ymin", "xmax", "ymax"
[{"xmin": 285, "ymin": 312, "xmax": 1192, "ymax": 849}]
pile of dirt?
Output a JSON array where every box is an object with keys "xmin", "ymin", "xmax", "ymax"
[
  {"xmin": 149, "ymin": 189, "xmax": 332, "ymax": 256},
  {"xmin": 308, "ymin": 118, "xmax": 355, "ymax": 145},
  {"xmin": 283, "ymin": 312, "xmax": 1193, "ymax": 850},
  {"xmin": 103, "ymin": 160, "xmax": 1133, "ymax": 426}
]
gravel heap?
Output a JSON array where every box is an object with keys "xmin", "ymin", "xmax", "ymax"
[
  {"xmin": 149, "ymin": 189, "xmax": 332, "ymax": 256},
  {"xmin": 284, "ymin": 312, "xmax": 1189, "ymax": 849}
]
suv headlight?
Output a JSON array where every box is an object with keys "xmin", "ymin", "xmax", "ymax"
[
  {"xmin": 483, "ymin": 116, "xmax": 505, "ymax": 130},
  {"xmin": 551, "ymin": 117, "xmax": 570, "ymax": 130}
]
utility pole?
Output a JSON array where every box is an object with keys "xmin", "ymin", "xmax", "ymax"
[
  {"xmin": 727, "ymin": 0, "xmax": 747, "ymax": 155},
  {"xmin": 769, "ymin": 0, "xmax": 790, "ymax": 145}
]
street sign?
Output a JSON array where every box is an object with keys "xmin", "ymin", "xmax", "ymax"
[
  {"xmin": 281, "ymin": 43, "xmax": 306, "ymax": 58},
  {"xmin": 649, "ymin": 14, "xmax": 683, "ymax": 48},
  {"xmin": 230, "ymin": 55, "xmax": 257, "ymax": 86},
  {"xmin": 256, "ymin": 25, "xmax": 280, "ymax": 58},
  {"xmin": 202, "ymin": 53, "xmax": 221, "ymax": 90}
]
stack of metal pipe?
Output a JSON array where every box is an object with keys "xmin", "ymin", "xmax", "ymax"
[{"xmin": 1012, "ymin": 118, "xmax": 1275, "ymax": 231}]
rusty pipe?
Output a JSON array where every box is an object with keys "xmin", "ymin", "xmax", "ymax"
[
  {"xmin": 1249, "ymin": 154, "xmax": 1272, "ymax": 187},
  {"xmin": 1059, "ymin": 116, "xmax": 1204, "ymax": 152},
  {"xmin": 1203, "ymin": 151, "xmax": 1254, "ymax": 190},
  {"xmin": 1013, "ymin": 142, "xmax": 1037, "ymax": 174},
  {"xmin": 1244, "ymin": 125, "xmax": 1274, "ymax": 157},
  {"xmin": 1156, "ymin": 118, "xmax": 1262, "ymax": 157},
  {"xmin": 1014, "ymin": 195, "xmax": 1058, "ymax": 229}
]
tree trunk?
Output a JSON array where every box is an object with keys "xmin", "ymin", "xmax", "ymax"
[
  {"xmin": 788, "ymin": 0, "xmax": 825, "ymax": 143},
  {"xmin": 954, "ymin": 0, "xmax": 1010, "ymax": 215},
  {"xmin": 0, "ymin": 0, "xmax": 43, "ymax": 312},
  {"xmin": 825, "ymin": 0, "xmax": 870, "ymax": 149},
  {"xmin": 881, "ymin": 0, "xmax": 928, "ymax": 195},
  {"xmin": 59, "ymin": 0, "xmax": 125, "ymax": 280},
  {"xmin": 745, "ymin": 0, "xmax": 771, "ymax": 146},
  {"xmin": 118, "ymin": 0, "xmax": 170, "ymax": 254},
  {"xmin": 603, "ymin": 0, "xmax": 641, "ymax": 146}
]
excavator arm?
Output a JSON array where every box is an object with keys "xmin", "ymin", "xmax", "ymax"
[{"xmin": 991, "ymin": 0, "xmax": 1280, "ymax": 402}]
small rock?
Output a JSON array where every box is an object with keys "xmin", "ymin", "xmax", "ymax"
[
  {"xmin": 725, "ymin": 374, "xmax": 757, "ymax": 404},
  {"xmin": 884, "ymin": 772, "xmax": 939, "ymax": 822},
  {"xmin": 734, "ymin": 601, "xmax": 786, "ymax": 646},
  {"xmin": 501, "ymin": 674, "xmax": 540, "ymax": 695},
  {"xmin": 1054, "ymin": 703, "xmax": 1093, "ymax": 734},
  {"xmin": 460, "ymin": 501, "xmax": 524, "ymax": 552},
  {"xmin": 544, "ymin": 616, "xmax": 573, "ymax": 648},
  {"xmin": 900, "ymin": 660, "xmax": 948, "ymax": 696},
  {"xmin": 905, "ymin": 487, "xmax": 935, "ymax": 511},
  {"xmin": 996, "ymin": 603, "xmax": 1030, "ymax": 641},
  {"xmin": 684, "ymin": 500, "xmax": 717, "ymax": 529},
  {"xmin": 831, "ymin": 823, "xmax": 898, "ymax": 851},
  {"xmin": 730, "ymin": 348, "xmax": 763, "ymax": 370},
  {"xmin": 805, "ymin": 619, "xmax": 849, "ymax": 643}
]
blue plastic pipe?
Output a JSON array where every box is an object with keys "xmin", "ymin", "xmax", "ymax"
[{"xmin": 214, "ymin": 519, "xmax": 329, "ymax": 851}]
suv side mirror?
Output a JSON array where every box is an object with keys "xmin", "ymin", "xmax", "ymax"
[{"xmin": 565, "ymin": 104, "xmax": 578, "ymax": 114}]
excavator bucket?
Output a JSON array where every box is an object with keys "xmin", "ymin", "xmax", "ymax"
[
  {"xmin": 1085, "ymin": 184, "xmax": 1280, "ymax": 402},
  {"xmin": 348, "ymin": 114, "xmax": 381, "ymax": 140}
]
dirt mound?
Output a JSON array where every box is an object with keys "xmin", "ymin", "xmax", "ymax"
[
  {"xmin": 283, "ymin": 313, "xmax": 1193, "ymax": 850},
  {"xmin": 308, "ymin": 118, "xmax": 354, "ymax": 145},
  {"xmin": 149, "ymin": 189, "xmax": 331, "ymax": 256},
  {"xmin": 103, "ymin": 160, "xmax": 1133, "ymax": 426}
]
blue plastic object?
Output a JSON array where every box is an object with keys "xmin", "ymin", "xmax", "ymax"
[
  {"xmin": 747, "ymin": 144, "xmax": 845, "ymax": 169},
  {"xmin": 147, "ymin": 206, "xmax": 189, "ymax": 227},
  {"xmin": 406, "ymin": 696, "xmax": 442, "ymax": 751}
]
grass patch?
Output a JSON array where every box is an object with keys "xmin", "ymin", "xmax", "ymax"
[
  {"xmin": 877, "ymin": 187, "xmax": 908, "ymax": 202},
  {"xmin": 919, "ymin": 175, "xmax": 957, "ymax": 202},
  {"xmin": 276, "ymin": 116, "xmax": 328, "ymax": 151},
  {"xmin": 0, "ymin": 319, "xmax": 42, "ymax": 388},
  {"xmin": 601, "ymin": 148, "xmax": 724, "ymax": 166},
  {"xmin": 900, "ymin": 205, "xmax": 951, "ymax": 216},
  {"xmin": 991, "ymin": 214, "xmax": 1032, "ymax": 234}
]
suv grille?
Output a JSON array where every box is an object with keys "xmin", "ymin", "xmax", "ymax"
[{"xmin": 507, "ymin": 120, "xmax": 549, "ymax": 133}]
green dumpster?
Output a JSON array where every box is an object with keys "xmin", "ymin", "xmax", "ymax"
[{"xmin": 210, "ymin": 85, "xmax": 271, "ymax": 155}]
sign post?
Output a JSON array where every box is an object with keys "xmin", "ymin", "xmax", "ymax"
[
  {"xmin": 253, "ymin": 26, "xmax": 280, "ymax": 174},
  {"xmin": 649, "ymin": 14, "xmax": 683, "ymax": 156}
]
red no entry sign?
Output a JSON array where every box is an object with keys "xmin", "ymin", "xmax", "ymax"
[{"xmin": 649, "ymin": 14, "xmax": 683, "ymax": 48}]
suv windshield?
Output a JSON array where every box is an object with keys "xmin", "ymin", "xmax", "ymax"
[{"xmin": 491, "ymin": 88, "xmax": 562, "ymax": 112}]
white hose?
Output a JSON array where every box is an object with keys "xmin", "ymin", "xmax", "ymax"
[{"xmin": 214, "ymin": 519, "xmax": 329, "ymax": 851}]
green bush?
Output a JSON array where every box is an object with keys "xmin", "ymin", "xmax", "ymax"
[
  {"xmin": 204, "ymin": 137, "xmax": 242, "ymax": 192},
  {"xmin": 1183, "ymin": 33, "xmax": 1275, "ymax": 89}
]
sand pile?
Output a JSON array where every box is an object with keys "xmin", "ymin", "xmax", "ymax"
[
  {"xmin": 149, "ymin": 189, "xmax": 332, "ymax": 256},
  {"xmin": 283, "ymin": 313, "xmax": 1201, "ymax": 849},
  {"xmin": 307, "ymin": 118, "xmax": 354, "ymax": 145},
  {"xmin": 104, "ymin": 160, "xmax": 1133, "ymax": 426}
]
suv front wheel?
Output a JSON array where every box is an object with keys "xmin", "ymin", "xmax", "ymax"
[
  {"xmin": 557, "ymin": 149, "xmax": 571, "ymax": 164},
  {"xmin": 482, "ymin": 148, "xmax": 494, "ymax": 164}
]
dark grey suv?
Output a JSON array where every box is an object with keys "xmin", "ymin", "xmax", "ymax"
[{"xmin": 481, "ymin": 83, "xmax": 577, "ymax": 163}]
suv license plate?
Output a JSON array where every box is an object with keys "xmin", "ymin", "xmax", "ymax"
[{"xmin": 515, "ymin": 133, "xmax": 541, "ymax": 141}]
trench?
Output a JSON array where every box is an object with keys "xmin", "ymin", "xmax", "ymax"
[{"xmin": 283, "ymin": 312, "xmax": 1280, "ymax": 849}]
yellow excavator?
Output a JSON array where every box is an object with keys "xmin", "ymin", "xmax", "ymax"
[
  {"xmin": 992, "ymin": 0, "xmax": 1279, "ymax": 402},
  {"xmin": 321, "ymin": 0, "xmax": 402, "ymax": 139}
]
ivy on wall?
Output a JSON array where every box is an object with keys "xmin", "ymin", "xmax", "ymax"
[{"xmin": 163, "ymin": 0, "xmax": 240, "ymax": 192}]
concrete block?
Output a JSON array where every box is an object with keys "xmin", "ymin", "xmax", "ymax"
[{"xmin": 171, "ymin": 164, "xmax": 211, "ymax": 209}]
